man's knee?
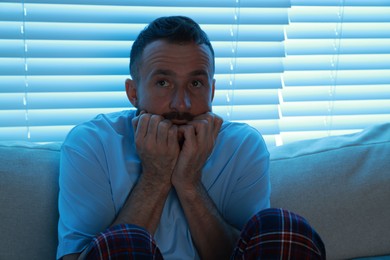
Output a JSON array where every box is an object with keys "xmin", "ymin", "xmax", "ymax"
[
  {"xmin": 233, "ymin": 208, "xmax": 326, "ymax": 259},
  {"xmin": 85, "ymin": 224, "xmax": 163, "ymax": 259}
]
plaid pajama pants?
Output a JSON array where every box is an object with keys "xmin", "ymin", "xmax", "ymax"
[{"xmin": 85, "ymin": 208, "xmax": 326, "ymax": 259}]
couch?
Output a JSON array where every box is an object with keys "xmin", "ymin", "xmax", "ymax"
[{"xmin": 1, "ymin": 122, "xmax": 389, "ymax": 260}]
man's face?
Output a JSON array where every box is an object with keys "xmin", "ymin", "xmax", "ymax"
[{"xmin": 126, "ymin": 40, "xmax": 215, "ymax": 125}]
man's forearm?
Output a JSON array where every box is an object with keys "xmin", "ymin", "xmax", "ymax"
[
  {"xmin": 111, "ymin": 173, "xmax": 171, "ymax": 235},
  {"xmin": 175, "ymin": 181, "xmax": 240, "ymax": 260}
]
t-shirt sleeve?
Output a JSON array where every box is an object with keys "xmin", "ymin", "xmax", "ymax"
[
  {"xmin": 223, "ymin": 126, "xmax": 270, "ymax": 229},
  {"xmin": 56, "ymin": 123, "xmax": 116, "ymax": 259}
]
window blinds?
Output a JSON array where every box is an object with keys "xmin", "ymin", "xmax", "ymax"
[
  {"xmin": 0, "ymin": 0, "xmax": 289, "ymax": 147},
  {"xmin": 282, "ymin": 0, "xmax": 390, "ymax": 144},
  {"xmin": 1, "ymin": 0, "xmax": 389, "ymax": 147}
]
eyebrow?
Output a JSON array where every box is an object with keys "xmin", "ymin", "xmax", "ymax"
[
  {"xmin": 189, "ymin": 69, "xmax": 210, "ymax": 78},
  {"xmin": 151, "ymin": 69, "xmax": 175, "ymax": 77}
]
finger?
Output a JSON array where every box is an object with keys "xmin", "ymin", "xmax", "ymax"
[
  {"xmin": 167, "ymin": 125, "xmax": 179, "ymax": 151},
  {"xmin": 197, "ymin": 112, "xmax": 222, "ymax": 139},
  {"xmin": 189, "ymin": 112, "xmax": 213, "ymax": 139},
  {"xmin": 135, "ymin": 113, "xmax": 151, "ymax": 138},
  {"xmin": 194, "ymin": 119, "xmax": 209, "ymax": 141},
  {"xmin": 157, "ymin": 119, "xmax": 172, "ymax": 146},
  {"xmin": 132, "ymin": 117, "xmax": 139, "ymax": 133},
  {"xmin": 147, "ymin": 114, "xmax": 163, "ymax": 142},
  {"xmin": 132, "ymin": 110, "xmax": 146, "ymax": 132},
  {"xmin": 179, "ymin": 125, "xmax": 196, "ymax": 149}
]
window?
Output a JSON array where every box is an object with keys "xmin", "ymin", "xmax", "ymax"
[
  {"xmin": 283, "ymin": 0, "xmax": 390, "ymax": 144},
  {"xmin": 1, "ymin": 0, "xmax": 389, "ymax": 147}
]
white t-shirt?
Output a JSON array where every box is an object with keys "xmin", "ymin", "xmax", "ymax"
[{"xmin": 57, "ymin": 110, "xmax": 270, "ymax": 260}]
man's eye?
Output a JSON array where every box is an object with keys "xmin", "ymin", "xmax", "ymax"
[
  {"xmin": 191, "ymin": 80, "xmax": 203, "ymax": 88},
  {"xmin": 157, "ymin": 80, "xmax": 170, "ymax": 88}
]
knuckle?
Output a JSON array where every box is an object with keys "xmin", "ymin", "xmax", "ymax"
[
  {"xmin": 159, "ymin": 119, "xmax": 171, "ymax": 128},
  {"xmin": 138, "ymin": 114, "xmax": 150, "ymax": 126},
  {"xmin": 150, "ymin": 114, "xmax": 162, "ymax": 123},
  {"xmin": 140, "ymin": 113, "xmax": 151, "ymax": 120},
  {"xmin": 198, "ymin": 119, "xmax": 209, "ymax": 126},
  {"xmin": 168, "ymin": 125, "xmax": 177, "ymax": 134}
]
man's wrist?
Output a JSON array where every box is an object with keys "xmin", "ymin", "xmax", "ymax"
[
  {"xmin": 139, "ymin": 171, "xmax": 172, "ymax": 193},
  {"xmin": 173, "ymin": 177, "xmax": 204, "ymax": 203}
]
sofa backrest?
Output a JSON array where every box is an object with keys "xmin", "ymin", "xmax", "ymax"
[
  {"xmin": 0, "ymin": 142, "xmax": 61, "ymax": 260},
  {"xmin": 269, "ymin": 122, "xmax": 390, "ymax": 259}
]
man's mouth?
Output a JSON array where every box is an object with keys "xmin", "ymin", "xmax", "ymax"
[{"xmin": 162, "ymin": 112, "xmax": 194, "ymax": 125}]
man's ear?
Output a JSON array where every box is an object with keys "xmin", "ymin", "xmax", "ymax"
[
  {"xmin": 125, "ymin": 78, "xmax": 138, "ymax": 107},
  {"xmin": 211, "ymin": 78, "xmax": 216, "ymax": 101}
]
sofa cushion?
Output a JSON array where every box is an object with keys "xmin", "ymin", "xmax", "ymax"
[
  {"xmin": 0, "ymin": 141, "xmax": 61, "ymax": 260},
  {"xmin": 269, "ymin": 123, "xmax": 390, "ymax": 259}
]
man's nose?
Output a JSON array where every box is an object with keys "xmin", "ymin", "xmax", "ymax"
[{"xmin": 170, "ymin": 87, "xmax": 191, "ymax": 111}]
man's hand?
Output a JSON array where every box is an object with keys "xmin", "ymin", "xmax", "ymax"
[
  {"xmin": 172, "ymin": 112, "xmax": 223, "ymax": 191},
  {"xmin": 112, "ymin": 112, "xmax": 180, "ymax": 234},
  {"xmin": 169, "ymin": 113, "xmax": 239, "ymax": 259},
  {"xmin": 132, "ymin": 112, "xmax": 180, "ymax": 186}
]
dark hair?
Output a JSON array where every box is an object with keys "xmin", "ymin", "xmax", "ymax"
[{"xmin": 129, "ymin": 16, "xmax": 215, "ymax": 82}]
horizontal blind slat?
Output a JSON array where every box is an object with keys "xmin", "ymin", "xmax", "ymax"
[
  {"xmin": 0, "ymin": 22, "xmax": 23, "ymax": 39},
  {"xmin": 282, "ymin": 85, "xmax": 390, "ymax": 101},
  {"xmin": 21, "ymin": 5, "xmax": 289, "ymax": 24},
  {"xmin": 281, "ymin": 100, "xmax": 390, "ymax": 116},
  {"xmin": 18, "ymin": 23, "xmax": 287, "ymax": 41},
  {"xmin": 0, "ymin": 76, "xmax": 26, "ymax": 92},
  {"xmin": 286, "ymin": 39, "xmax": 390, "ymax": 55},
  {"xmin": 0, "ymin": 3, "xmax": 23, "ymax": 20},
  {"xmin": 0, "ymin": 58, "xmax": 25, "ymax": 75},
  {"xmin": 283, "ymin": 70, "xmax": 390, "ymax": 86},
  {"xmin": 26, "ymin": 125, "xmax": 73, "ymax": 142},
  {"xmin": 19, "ymin": 0, "xmax": 291, "ymax": 8},
  {"xmin": 286, "ymin": 23, "xmax": 390, "ymax": 39},
  {"xmin": 0, "ymin": 58, "xmax": 285, "ymax": 76},
  {"xmin": 0, "ymin": 93, "xmax": 25, "ymax": 109},
  {"xmin": 0, "ymin": 40, "xmax": 25, "ymax": 57},
  {"xmin": 284, "ymin": 54, "xmax": 390, "ymax": 70},
  {"xmin": 290, "ymin": 6, "xmax": 390, "ymax": 22},
  {"xmin": 291, "ymin": 0, "xmax": 390, "ymax": 7},
  {"xmin": 0, "ymin": 73, "xmax": 284, "ymax": 94},
  {"xmin": 0, "ymin": 89, "xmax": 279, "ymax": 110},
  {"xmin": 280, "ymin": 114, "xmax": 390, "ymax": 131},
  {"xmin": 0, "ymin": 110, "xmax": 27, "ymax": 126},
  {"xmin": 1, "ymin": 40, "xmax": 285, "ymax": 58},
  {"xmin": 214, "ymin": 105, "xmax": 279, "ymax": 121},
  {"xmin": 0, "ymin": 126, "xmax": 29, "ymax": 141}
]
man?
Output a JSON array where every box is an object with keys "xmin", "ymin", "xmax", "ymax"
[{"xmin": 57, "ymin": 16, "xmax": 325, "ymax": 259}]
